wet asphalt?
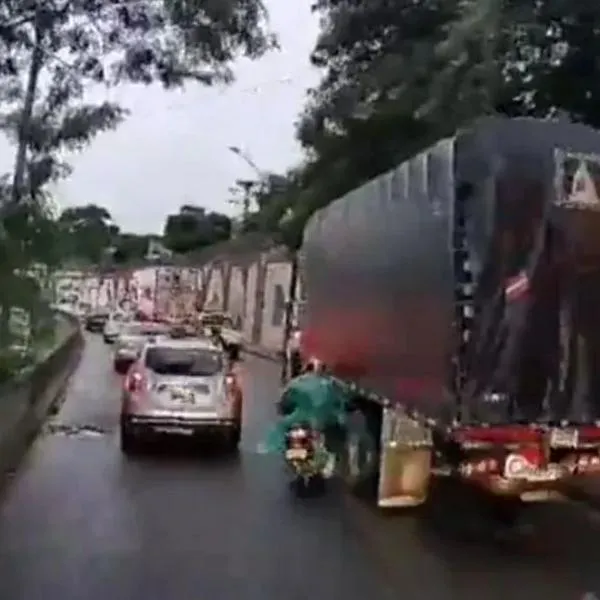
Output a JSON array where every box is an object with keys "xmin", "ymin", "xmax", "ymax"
[{"xmin": 0, "ymin": 334, "xmax": 599, "ymax": 599}]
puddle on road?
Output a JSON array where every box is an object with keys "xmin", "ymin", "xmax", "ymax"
[
  {"xmin": 42, "ymin": 423, "xmax": 108, "ymax": 438},
  {"xmin": 256, "ymin": 442, "xmax": 268, "ymax": 455}
]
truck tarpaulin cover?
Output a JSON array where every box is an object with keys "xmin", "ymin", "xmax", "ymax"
[{"xmin": 300, "ymin": 118, "xmax": 600, "ymax": 425}]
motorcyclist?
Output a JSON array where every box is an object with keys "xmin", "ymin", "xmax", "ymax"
[{"xmin": 267, "ymin": 358, "xmax": 350, "ymax": 477}]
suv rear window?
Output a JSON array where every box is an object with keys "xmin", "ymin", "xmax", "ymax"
[{"xmin": 145, "ymin": 346, "xmax": 223, "ymax": 376}]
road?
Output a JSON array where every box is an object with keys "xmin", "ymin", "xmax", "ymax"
[{"xmin": 0, "ymin": 335, "xmax": 599, "ymax": 599}]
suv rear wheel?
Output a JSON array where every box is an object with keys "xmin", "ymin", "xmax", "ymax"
[
  {"xmin": 224, "ymin": 423, "xmax": 241, "ymax": 453},
  {"xmin": 120, "ymin": 419, "xmax": 137, "ymax": 455}
]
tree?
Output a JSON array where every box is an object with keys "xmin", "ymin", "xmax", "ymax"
[
  {"xmin": 0, "ymin": 0, "xmax": 276, "ymax": 358},
  {"xmin": 0, "ymin": 0, "xmax": 276, "ymax": 204},
  {"xmin": 58, "ymin": 203, "xmax": 118, "ymax": 265},
  {"xmin": 262, "ymin": 0, "xmax": 462, "ymax": 249},
  {"xmin": 430, "ymin": 0, "xmax": 600, "ymax": 128},
  {"xmin": 112, "ymin": 233, "xmax": 157, "ymax": 264},
  {"xmin": 301, "ymin": 0, "xmax": 459, "ymax": 147},
  {"xmin": 275, "ymin": 0, "xmax": 600, "ymax": 259},
  {"xmin": 163, "ymin": 205, "xmax": 232, "ymax": 254}
]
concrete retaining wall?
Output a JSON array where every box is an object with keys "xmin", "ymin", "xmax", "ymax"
[
  {"xmin": 0, "ymin": 312, "xmax": 83, "ymax": 483},
  {"xmin": 54, "ymin": 244, "xmax": 297, "ymax": 354}
]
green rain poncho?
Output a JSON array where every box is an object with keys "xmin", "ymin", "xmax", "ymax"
[{"xmin": 265, "ymin": 373, "xmax": 351, "ymax": 454}]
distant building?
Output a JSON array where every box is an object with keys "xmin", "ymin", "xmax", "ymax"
[
  {"xmin": 145, "ymin": 238, "xmax": 172, "ymax": 261},
  {"xmin": 179, "ymin": 205, "xmax": 206, "ymax": 219}
]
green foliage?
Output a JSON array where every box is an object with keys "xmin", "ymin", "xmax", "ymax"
[
  {"xmin": 0, "ymin": 0, "xmax": 277, "ymax": 375},
  {"xmin": 163, "ymin": 205, "xmax": 232, "ymax": 254},
  {"xmin": 0, "ymin": 0, "xmax": 275, "ymax": 92},
  {"xmin": 113, "ymin": 233, "xmax": 156, "ymax": 264},
  {"xmin": 251, "ymin": 0, "xmax": 600, "ymax": 251},
  {"xmin": 58, "ymin": 203, "xmax": 116, "ymax": 265}
]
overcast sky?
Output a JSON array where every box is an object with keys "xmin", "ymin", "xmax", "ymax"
[{"xmin": 0, "ymin": 1, "xmax": 320, "ymax": 235}]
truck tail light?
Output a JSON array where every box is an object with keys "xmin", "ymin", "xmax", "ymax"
[
  {"xmin": 459, "ymin": 457, "xmax": 499, "ymax": 476},
  {"xmin": 454, "ymin": 425, "xmax": 542, "ymax": 446}
]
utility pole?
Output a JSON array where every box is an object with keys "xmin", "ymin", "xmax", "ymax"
[
  {"xmin": 237, "ymin": 179, "xmax": 255, "ymax": 228},
  {"xmin": 228, "ymin": 179, "xmax": 258, "ymax": 235},
  {"xmin": 228, "ymin": 146, "xmax": 263, "ymax": 178}
]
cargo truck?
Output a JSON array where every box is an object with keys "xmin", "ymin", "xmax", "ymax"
[{"xmin": 285, "ymin": 117, "xmax": 600, "ymax": 513}]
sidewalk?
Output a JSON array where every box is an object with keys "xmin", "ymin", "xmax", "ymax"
[{"xmin": 243, "ymin": 342, "xmax": 280, "ymax": 361}]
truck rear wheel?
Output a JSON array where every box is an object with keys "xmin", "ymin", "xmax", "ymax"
[{"xmin": 426, "ymin": 478, "xmax": 526, "ymax": 541}]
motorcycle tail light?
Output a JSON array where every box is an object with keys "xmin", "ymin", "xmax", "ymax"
[{"xmin": 289, "ymin": 428, "xmax": 309, "ymax": 440}]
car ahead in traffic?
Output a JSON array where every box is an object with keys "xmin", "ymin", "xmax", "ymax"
[
  {"xmin": 84, "ymin": 311, "xmax": 109, "ymax": 333},
  {"xmin": 103, "ymin": 311, "xmax": 131, "ymax": 344},
  {"xmin": 113, "ymin": 321, "xmax": 169, "ymax": 374},
  {"xmin": 120, "ymin": 338, "xmax": 242, "ymax": 454}
]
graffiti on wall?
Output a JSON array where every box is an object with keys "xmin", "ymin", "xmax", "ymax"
[
  {"xmin": 203, "ymin": 266, "xmax": 225, "ymax": 311},
  {"xmin": 54, "ymin": 248, "xmax": 298, "ymax": 351},
  {"xmin": 154, "ymin": 267, "xmax": 203, "ymax": 319},
  {"xmin": 54, "ymin": 266, "xmax": 204, "ymax": 320}
]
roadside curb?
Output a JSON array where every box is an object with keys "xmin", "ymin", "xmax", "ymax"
[{"xmin": 0, "ymin": 318, "xmax": 84, "ymax": 494}]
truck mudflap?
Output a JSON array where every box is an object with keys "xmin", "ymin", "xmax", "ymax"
[{"xmin": 376, "ymin": 406, "xmax": 433, "ymax": 508}]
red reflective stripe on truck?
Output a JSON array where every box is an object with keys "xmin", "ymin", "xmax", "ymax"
[{"xmin": 454, "ymin": 426, "xmax": 543, "ymax": 444}]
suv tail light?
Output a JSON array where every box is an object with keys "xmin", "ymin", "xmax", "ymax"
[
  {"xmin": 125, "ymin": 371, "xmax": 147, "ymax": 394},
  {"xmin": 217, "ymin": 375, "xmax": 238, "ymax": 418}
]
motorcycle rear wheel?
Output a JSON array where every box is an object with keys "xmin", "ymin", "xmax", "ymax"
[{"xmin": 290, "ymin": 474, "xmax": 325, "ymax": 497}]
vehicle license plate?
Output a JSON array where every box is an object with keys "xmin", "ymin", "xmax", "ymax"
[
  {"xmin": 520, "ymin": 469, "xmax": 560, "ymax": 482},
  {"xmin": 154, "ymin": 426, "xmax": 193, "ymax": 436},
  {"xmin": 286, "ymin": 448, "xmax": 308, "ymax": 460},
  {"xmin": 503, "ymin": 453, "xmax": 561, "ymax": 481},
  {"xmin": 550, "ymin": 428, "xmax": 579, "ymax": 448},
  {"xmin": 171, "ymin": 391, "xmax": 196, "ymax": 405}
]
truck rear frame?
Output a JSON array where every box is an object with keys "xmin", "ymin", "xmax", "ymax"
[{"xmin": 289, "ymin": 117, "xmax": 600, "ymax": 511}]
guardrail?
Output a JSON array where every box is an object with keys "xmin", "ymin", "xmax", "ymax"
[{"xmin": 0, "ymin": 310, "xmax": 84, "ymax": 484}]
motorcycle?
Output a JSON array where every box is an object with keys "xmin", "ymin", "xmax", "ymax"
[{"xmin": 284, "ymin": 425, "xmax": 335, "ymax": 495}]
